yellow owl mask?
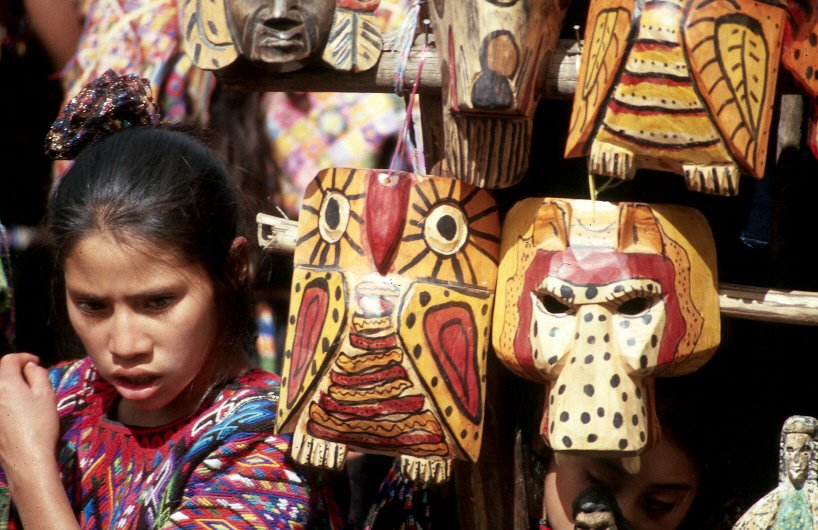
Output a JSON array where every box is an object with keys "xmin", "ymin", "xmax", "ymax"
[{"xmin": 278, "ymin": 168, "xmax": 499, "ymax": 483}]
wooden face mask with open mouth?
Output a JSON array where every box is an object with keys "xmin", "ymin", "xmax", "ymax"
[{"xmin": 181, "ymin": 0, "xmax": 382, "ymax": 72}]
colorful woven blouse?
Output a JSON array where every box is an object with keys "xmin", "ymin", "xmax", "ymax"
[{"xmin": 0, "ymin": 356, "xmax": 340, "ymax": 529}]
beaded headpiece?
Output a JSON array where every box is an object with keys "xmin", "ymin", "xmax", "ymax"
[{"xmin": 45, "ymin": 70, "xmax": 159, "ymax": 160}]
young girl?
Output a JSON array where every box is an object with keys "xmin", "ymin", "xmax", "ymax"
[
  {"xmin": 0, "ymin": 72, "xmax": 339, "ymax": 529},
  {"xmin": 540, "ymin": 370, "xmax": 731, "ymax": 530}
]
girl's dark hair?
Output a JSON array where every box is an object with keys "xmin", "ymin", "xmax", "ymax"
[{"xmin": 48, "ymin": 125, "xmax": 254, "ymax": 364}]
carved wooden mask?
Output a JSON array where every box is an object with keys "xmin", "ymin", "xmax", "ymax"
[
  {"xmin": 493, "ymin": 198, "xmax": 719, "ymax": 456},
  {"xmin": 783, "ymin": 0, "xmax": 818, "ymax": 98},
  {"xmin": 564, "ymin": 0, "xmax": 786, "ymax": 196},
  {"xmin": 278, "ymin": 168, "xmax": 499, "ymax": 483},
  {"xmin": 429, "ymin": 0, "xmax": 569, "ymax": 188},
  {"xmin": 781, "ymin": 0, "xmax": 818, "ymax": 159},
  {"xmin": 181, "ymin": 0, "xmax": 381, "ymax": 72}
]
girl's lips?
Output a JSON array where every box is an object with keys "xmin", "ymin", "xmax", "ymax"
[{"xmin": 112, "ymin": 374, "xmax": 159, "ymax": 391}]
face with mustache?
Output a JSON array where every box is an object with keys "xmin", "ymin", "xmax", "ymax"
[{"xmin": 229, "ymin": 0, "xmax": 335, "ymax": 67}]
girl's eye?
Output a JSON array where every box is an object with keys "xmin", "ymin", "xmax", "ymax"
[
  {"xmin": 74, "ymin": 300, "xmax": 106, "ymax": 313},
  {"xmin": 145, "ymin": 296, "xmax": 174, "ymax": 310},
  {"xmin": 642, "ymin": 495, "xmax": 681, "ymax": 518}
]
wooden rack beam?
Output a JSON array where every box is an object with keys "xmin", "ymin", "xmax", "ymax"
[
  {"xmin": 218, "ymin": 34, "xmax": 580, "ymax": 99},
  {"xmin": 257, "ymin": 214, "xmax": 818, "ymax": 326}
]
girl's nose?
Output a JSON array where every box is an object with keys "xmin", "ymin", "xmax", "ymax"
[{"xmin": 108, "ymin": 310, "xmax": 149, "ymax": 359}]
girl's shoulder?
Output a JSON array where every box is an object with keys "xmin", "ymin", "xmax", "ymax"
[
  {"xmin": 48, "ymin": 356, "xmax": 111, "ymax": 418},
  {"xmin": 188, "ymin": 368, "xmax": 284, "ymax": 442},
  {"xmin": 217, "ymin": 368, "xmax": 282, "ymax": 406},
  {"xmin": 48, "ymin": 356, "xmax": 100, "ymax": 396}
]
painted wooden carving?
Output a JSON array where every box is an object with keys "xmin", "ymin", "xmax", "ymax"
[
  {"xmin": 429, "ymin": 0, "xmax": 569, "ymax": 189},
  {"xmin": 277, "ymin": 168, "xmax": 500, "ymax": 483},
  {"xmin": 783, "ymin": 1, "xmax": 818, "ymax": 97},
  {"xmin": 564, "ymin": 0, "xmax": 787, "ymax": 196},
  {"xmin": 492, "ymin": 198, "xmax": 719, "ymax": 456},
  {"xmin": 181, "ymin": 0, "xmax": 381, "ymax": 72},
  {"xmin": 734, "ymin": 415, "xmax": 818, "ymax": 529},
  {"xmin": 573, "ymin": 484, "xmax": 633, "ymax": 530},
  {"xmin": 782, "ymin": 1, "xmax": 818, "ymax": 159},
  {"xmin": 321, "ymin": 0, "xmax": 382, "ymax": 72}
]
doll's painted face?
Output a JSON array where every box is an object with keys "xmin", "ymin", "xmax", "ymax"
[
  {"xmin": 784, "ymin": 432, "xmax": 812, "ymax": 487},
  {"xmin": 229, "ymin": 0, "xmax": 335, "ymax": 66}
]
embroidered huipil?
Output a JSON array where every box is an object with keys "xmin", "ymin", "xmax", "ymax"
[{"xmin": 0, "ymin": 357, "xmax": 335, "ymax": 529}]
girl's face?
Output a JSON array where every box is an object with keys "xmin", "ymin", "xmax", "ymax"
[
  {"xmin": 544, "ymin": 437, "xmax": 700, "ymax": 530},
  {"xmin": 64, "ymin": 231, "xmax": 220, "ymax": 427}
]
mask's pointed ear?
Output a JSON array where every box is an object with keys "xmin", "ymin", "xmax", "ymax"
[
  {"xmin": 533, "ymin": 200, "xmax": 571, "ymax": 250},
  {"xmin": 617, "ymin": 203, "xmax": 664, "ymax": 254},
  {"xmin": 229, "ymin": 236, "xmax": 249, "ymax": 285}
]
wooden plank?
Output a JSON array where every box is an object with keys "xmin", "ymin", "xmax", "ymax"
[
  {"xmin": 718, "ymin": 283, "xmax": 818, "ymax": 326},
  {"xmin": 218, "ymin": 34, "xmax": 579, "ymax": 99},
  {"xmin": 256, "ymin": 214, "xmax": 818, "ymax": 327}
]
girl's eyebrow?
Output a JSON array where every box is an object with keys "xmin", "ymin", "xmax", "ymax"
[
  {"xmin": 65, "ymin": 288, "xmax": 102, "ymax": 300},
  {"xmin": 66, "ymin": 287, "xmax": 179, "ymax": 301}
]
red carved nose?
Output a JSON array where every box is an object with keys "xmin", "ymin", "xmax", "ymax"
[{"xmin": 366, "ymin": 170, "xmax": 411, "ymax": 275}]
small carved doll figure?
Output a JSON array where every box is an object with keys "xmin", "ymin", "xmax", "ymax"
[
  {"xmin": 564, "ymin": 0, "xmax": 787, "ymax": 196},
  {"xmin": 493, "ymin": 198, "xmax": 720, "ymax": 457},
  {"xmin": 734, "ymin": 415, "xmax": 818, "ymax": 530},
  {"xmin": 277, "ymin": 168, "xmax": 500, "ymax": 483},
  {"xmin": 181, "ymin": 0, "xmax": 381, "ymax": 72},
  {"xmin": 572, "ymin": 484, "xmax": 634, "ymax": 530},
  {"xmin": 429, "ymin": 0, "xmax": 570, "ymax": 188}
]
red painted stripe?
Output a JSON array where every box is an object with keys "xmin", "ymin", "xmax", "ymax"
[
  {"xmin": 607, "ymin": 99, "xmax": 707, "ymax": 117},
  {"xmin": 319, "ymin": 393, "xmax": 425, "ymax": 417},
  {"xmin": 632, "ymin": 41, "xmax": 679, "ymax": 53},
  {"xmin": 618, "ymin": 72, "xmax": 691, "ymax": 87},
  {"xmin": 349, "ymin": 333, "xmax": 397, "ymax": 350},
  {"xmin": 307, "ymin": 421, "xmax": 446, "ymax": 448},
  {"xmin": 329, "ymin": 364, "xmax": 408, "ymax": 387}
]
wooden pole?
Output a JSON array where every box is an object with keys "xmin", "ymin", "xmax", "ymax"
[
  {"xmin": 257, "ymin": 214, "xmax": 818, "ymax": 326},
  {"xmin": 217, "ymin": 34, "xmax": 579, "ymax": 99}
]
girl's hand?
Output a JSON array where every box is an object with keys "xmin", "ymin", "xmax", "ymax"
[{"xmin": 0, "ymin": 353, "xmax": 59, "ymax": 475}]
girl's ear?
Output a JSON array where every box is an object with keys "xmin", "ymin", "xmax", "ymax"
[{"xmin": 229, "ymin": 236, "xmax": 249, "ymax": 285}]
